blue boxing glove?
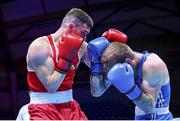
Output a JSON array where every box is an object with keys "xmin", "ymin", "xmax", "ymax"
[
  {"xmin": 87, "ymin": 37, "xmax": 110, "ymax": 75},
  {"xmin": 107, "ymin": 63, "xmax": 142, "ymax": 100}
]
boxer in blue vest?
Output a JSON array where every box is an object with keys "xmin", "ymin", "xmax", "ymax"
[{"xmin": 88, "ymin": 40, "xmax": 173, "ymax": 120}]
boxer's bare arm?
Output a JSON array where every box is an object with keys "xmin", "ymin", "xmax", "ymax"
[
  {"xmin": 133, "ymin": 54, "xmax": 164, "ymax": 113},
  {"xmin": 90, "ymin": 74, "xmax": 111, "ymax": 97},
  {"xmin": 81, "ymin": 41, "xmax": 110, "ymax": 97},
  {"xmin": 27, "ymin": 37, "xmax": 66, "ymax": 93},
  {"xmin": 81, "ymin": 41, "xmax": 91, "ymax": 68}
]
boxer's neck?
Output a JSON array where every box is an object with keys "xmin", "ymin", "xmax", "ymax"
[{"xmin": 52, "ymin": 27, "xmax": 67, "ymax": 44}]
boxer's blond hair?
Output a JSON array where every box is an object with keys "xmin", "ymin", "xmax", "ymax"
[
  {"xmin": 101, "ymin": 42, "xmax": 134, "ymax": 73},
  {"xmin": 62, "ymin": 8, "xmax": 93, "ymax": 28}
]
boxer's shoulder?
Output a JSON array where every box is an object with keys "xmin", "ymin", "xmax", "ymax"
[
  {"xmin": 143, "ymin": 53, "xmax": 165, "ymax": 70},
  {"xmin": 27, "ymin": 36, "xmax": 51, "ymax": 64},
  {"xmin": 30, "ymin": 36, "xmax": 49, "ymax": 48},
  {"xmin": 142, "ymin": 53, "xmax": 165, "ymax": 86},
  {"xmin": 29, "ymin": 36, "xmax": 50, "ymax": 52}
]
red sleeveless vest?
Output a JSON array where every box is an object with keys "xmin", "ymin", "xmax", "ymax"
[{"xmin": 27, "ymin": 35, "xmax": 79, "ymax": 92}]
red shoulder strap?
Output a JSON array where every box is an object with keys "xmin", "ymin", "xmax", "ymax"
[{"xmin": 47, "ymin": 35, "xmax": 57, "ymax": 64}]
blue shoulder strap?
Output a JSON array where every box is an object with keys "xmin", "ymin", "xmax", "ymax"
[{"xmin": 136, "ymin": 51, "xmax": 150, "ymax": 86}]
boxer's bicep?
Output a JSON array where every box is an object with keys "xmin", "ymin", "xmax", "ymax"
[
  {"xmin": 28, "ymin": 44, "xmax": 65, "ymax": 92},
  {"xmin": 142, "ymin": 58, "xmax": 163, "ymax": 101},
  {"xmin": 33, "ymin": 56, "xmax": 55, "ymax": 82},
  {"xmin": 34, "ymin": 57, "xmax": 66, "ymax": 92},
  {"xmin": 28, "ymin": 41, "xmax": 52, "ymax": 79},
  {"xmin": 133, "ymin": 60, "xmax": 163, "ymax": 112}
]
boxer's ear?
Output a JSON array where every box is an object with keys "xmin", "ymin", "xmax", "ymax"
[
  {"xmin": 67, "ymin": 23, "xmax": 75, "ymax": 33},
  {"xmin": 125, "ymin": 58, "xmax": 132, "ymax": 67},
  {"xmin": 125, "ymin": 58, "xmax": 130, "ymax": 63}
]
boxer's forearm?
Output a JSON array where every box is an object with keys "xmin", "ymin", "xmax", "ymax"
[
  {"xmin": 47, "ymin": 71, "xmax": 66, "ymax": 92},
  {"xmin": 90, "ymin": 74, "xmax": 111, "ymax": 97},
  {"xmin": 37, "ymin": 69, "xmax": 66, "ymax": 93},
  {"xmin": 133, "ymin": 92, "xmax": 156, "ymax": 113}
]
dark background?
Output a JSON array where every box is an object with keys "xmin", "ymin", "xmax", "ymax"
[{"xmin": 0, "ymin": 0, "xmax": 180, "ymax": 119}]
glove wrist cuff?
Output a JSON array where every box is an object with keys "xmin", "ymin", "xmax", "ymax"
[
  {"xmin": 91, "ymin": 72, "xmax": 103, "ymax": 76},
  {"xmin": 91, "ymin": 63, "xmax": 103, "ymax": 74},
  {"xmin": 126, "ymin": 85, "xmax": 142, "ymax": 100}
]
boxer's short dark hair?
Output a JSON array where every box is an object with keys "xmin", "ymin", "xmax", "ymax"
[
  {"xmin": 64, "ymin": 8, "xmax": 93, "ymax": 28},
  {"xmin": 101, "ymin": 42, "xmax": 134, "ymax": 73}
]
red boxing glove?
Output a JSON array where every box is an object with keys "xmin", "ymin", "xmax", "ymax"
[
  {"xmin": 55, "ymin": 32, "xmax": 83, "ymax": 73},
  {"xmin": 102, "ymin": 28, "xmax": 128, "ymax": 43}
]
